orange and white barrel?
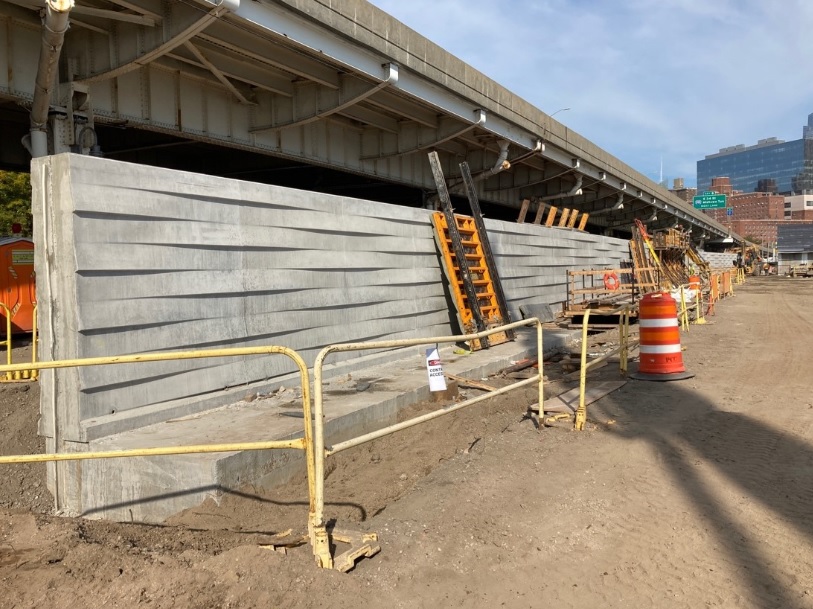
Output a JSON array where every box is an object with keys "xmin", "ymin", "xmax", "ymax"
[
  {"xmin": 688, "ymin": 275, "xmax": 700, "ymax": 293},
  {"xmin": 630, "ymin": 292, "xmax": 694, "ymax": 381}
]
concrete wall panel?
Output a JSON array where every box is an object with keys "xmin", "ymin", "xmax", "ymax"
[
  {"xmin": 33, "ymin": 155, "xmax": 629, "ymax": 448},
  {"xmin": 487, "ymin": 220, "xmax": 629, "ymax": 318}
]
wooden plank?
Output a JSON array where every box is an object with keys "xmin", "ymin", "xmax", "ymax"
[
  {"xmin": 567, "ymin": 268, "xmax": 631, "ymax": 276},
  {"xmin": 567, "ymin": 210, "xmax": 580, "ymax": 228},
  {"xmin": 577, "ymin": 213, "xmax": 589, "ymax": 231},
  {"xmin": 545, "ymin": 206, "xmax": 558, "ymax": 227},
  {"xmin": 531, "ymin": 381, "xmax": 627, "ymax": 415},
  {"xmin": 517, "ymin": 198, "xmax": 530, "ymax": 224},
  {"xmin": 533, "ymin": 201, "xmax": 546, "ymax": 225},
  {"xmin": 499, "ymin": 359, "xmax": 537, "ymax": 375},
  {"xmin": 558, "ymin": 208, "xmax": 571, "ymax": 227},
  {"xmin": 446, "ymin": 373, "xmax": 497, "ymax": 392}
]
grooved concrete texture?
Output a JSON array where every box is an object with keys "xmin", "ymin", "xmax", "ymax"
[
  {"xmin": 32, "ymin": 154, "xmax": 629, "ymax": 519},
  {"xmin": 700, "ymin": 250, "xmax": 737, "ymax": 269}
]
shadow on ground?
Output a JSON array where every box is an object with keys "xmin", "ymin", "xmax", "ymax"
[{"xmin": 594, "ymin": 376, "xmax": 812, "ymax": 609}]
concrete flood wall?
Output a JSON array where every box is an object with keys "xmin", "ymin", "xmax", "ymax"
[
  {"xmin": 32, "ymin": 154, "xmax": 629, "ymax": 516},
  {"xmin": 699, "ymin": 250, "xmax": 737, "ymax": 269},
  {"xmin": 488, "ymin": 222, "xmax": 629, "ymax": 318}
]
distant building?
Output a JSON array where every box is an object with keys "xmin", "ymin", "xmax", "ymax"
[
  {"xmin": 784, "ymin": 194, "xmax": 813, "ymax": 220},
  {"xmin": 668, "ymin": 178, "xmax": 697, "ymax": 203},
  {"xmin": 710, "ymin": 176, "xmax": 734, "ymax": 196},
  {"xmin": 696, "ymin": 113, "xmax": 813, "ymax": 194},
  {"xmin": 701, "ymin": 187, "xmax": 807, "ymax": 246},
  {"xmin": 777, "ymin": 223, "xmax": 813, "ymax": 269}
]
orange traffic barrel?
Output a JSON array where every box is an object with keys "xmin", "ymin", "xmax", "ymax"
[
  {"xmin": 688, "ymin": 275, "xmax": 700, "ymax": 292},
  {"xmin": 630, "ymin": 292, "xmax": 694, "ymax": 382}
]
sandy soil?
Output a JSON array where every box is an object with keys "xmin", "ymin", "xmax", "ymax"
[{"xmin": 2, "ymin": 277, "xmax": 813, "ymax": 609}]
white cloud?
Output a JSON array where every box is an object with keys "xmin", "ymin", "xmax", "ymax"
[{"xmin": 367, "ymin": 0, "xmax": 813, "ymax": 186}]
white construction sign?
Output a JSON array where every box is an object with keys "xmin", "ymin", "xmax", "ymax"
[{"xmin": 425, "ymin": 346, "xmax": 447, "ymax": 392}]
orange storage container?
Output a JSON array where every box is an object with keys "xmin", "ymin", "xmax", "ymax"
[{"xmin": 0, "ymin": 237, "xmax": 35, "ymax": 333}]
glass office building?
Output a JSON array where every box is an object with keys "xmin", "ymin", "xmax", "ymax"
[{"xmin": 697, "ymin": 113, "xmax": 813, "ymax": 195}]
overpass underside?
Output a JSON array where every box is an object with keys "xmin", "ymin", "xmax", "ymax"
[{"xmin": 0, "ymin": 0, "xmax": 729, "ymax": 238}]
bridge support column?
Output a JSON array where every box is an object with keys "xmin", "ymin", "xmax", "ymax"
[{"xmin": 27, "ymin": 0, "xmax": 75, "ymax": 158}]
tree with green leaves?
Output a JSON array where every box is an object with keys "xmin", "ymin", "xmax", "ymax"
[{"xmin": 0, "ymin": 171, "xmax": 32, "ymax": 237}]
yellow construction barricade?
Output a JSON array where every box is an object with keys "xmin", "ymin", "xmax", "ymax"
[{"xmin": 310, "ymin": 318, "xmax": 545, "ymax": 571}]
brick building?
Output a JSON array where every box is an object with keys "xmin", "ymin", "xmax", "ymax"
[
  {"xmin": 729, "ymin": 220, "xmax": 774, "ymax": 244},
  {"xmin": 668, "ymin": 178, "xmax": 697, "ymax": 203},
  {"xmin": 710, "ymin": 176, "xmax": 734, "ymax": 196},
  {"xmin": 784, "ymin": 194, "xmax": 813, "ymax": 219},
  {"xmin": 703, "ymin": 191, "xmax": 785, "ymax": 224},
  {"xmin": 698, "ymin": 177, "xmax": 813, "ymax": 245}
]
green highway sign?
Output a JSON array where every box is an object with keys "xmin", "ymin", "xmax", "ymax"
[{"xmin": 692, "ymin": 191, "xmax": 727, "ymax": 209}]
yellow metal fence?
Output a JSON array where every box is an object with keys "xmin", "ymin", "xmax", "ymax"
[
  {"xmin": 0, "ymin": 345, "xmax": 318, "ymax": 561},
  {"xmin": 0, "ymin": 319, "xmax": 543, "ymax": 572},
  {"xmin": 309, "ymin": 318, "xmax": 545, "ymax": 570}
]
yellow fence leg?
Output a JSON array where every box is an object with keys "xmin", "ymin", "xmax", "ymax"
[
  {"xmin": 619, "ymin": 309, "xmax": 630, "ymax": 376},
  {"xmin": 574, "ymin": 309, "xmax": 591, "ymax": 431}
]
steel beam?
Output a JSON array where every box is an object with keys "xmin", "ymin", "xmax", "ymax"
[
  {"xmin": 361, "ymin": 109, "xmax": 485, "ymax": 161},
  {"xmin": 250, "ymin": 63, "xmax": 397, "ymax": 133},
  {"xmin": 78, "ymin": 0, "xmax": 238, "ymax": 84}
]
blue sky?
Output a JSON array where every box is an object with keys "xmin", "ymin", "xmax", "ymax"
[{"xmin": 367, "ymin": 0, "xmax": 813, "ymax": 188}]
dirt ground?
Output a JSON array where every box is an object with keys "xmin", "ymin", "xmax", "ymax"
[{"xmin": 2, "ymin": 277, "xmax": 813, "ymax": 609}]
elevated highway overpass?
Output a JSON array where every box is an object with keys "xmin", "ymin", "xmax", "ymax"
[{"xmin": 0, "ymin": 0, "xmax": 732, "ymax": 240}]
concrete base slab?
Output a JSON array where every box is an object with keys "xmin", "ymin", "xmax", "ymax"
[{"xmin": 74, "ymin": 328, "xmax": 575, "ymax": 522}]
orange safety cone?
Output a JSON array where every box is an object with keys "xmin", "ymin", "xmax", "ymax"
[{"xmin": 630, "ymin": 292, "xmax": 694, "ymax": 382}]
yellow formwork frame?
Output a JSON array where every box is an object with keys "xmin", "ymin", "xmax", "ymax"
[
  {"xmin": 311, "ymin": 318, "xmax": 545, "ymax": 571},
  {"xmin": 574, "ymin": 306, "xmax": 635, "ymax": 431},
  {"xmin": 0, "ymin": 344, "xmax": 318, "ymax": 562}
]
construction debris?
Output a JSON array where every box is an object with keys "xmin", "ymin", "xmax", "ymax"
[{"xmin": 446, "ymin": 374, "xmax": 497, "ymax": 392}]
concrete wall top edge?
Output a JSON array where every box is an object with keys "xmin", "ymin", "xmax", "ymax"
[{"xmin": 53, "ymin": 153, "xmax": 433, "ymax": 224}]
